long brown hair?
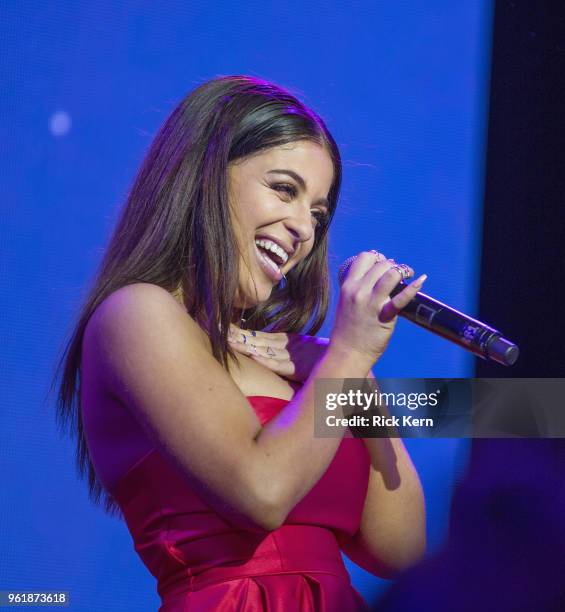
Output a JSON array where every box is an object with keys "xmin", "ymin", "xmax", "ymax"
[{"xmin": 50, "ymin": 75, "xmax": 342, "ymax": 516}]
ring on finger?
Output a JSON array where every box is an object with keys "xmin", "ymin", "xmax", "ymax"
[
  {"xmin": 370, "ymin": 250, "xmax": 385, "ymax": 262},
  {"xmin": 396, "ymin": 263, "xmax": 413, "ymax": 278},
  {"xmin": 390, "ymin": 263, "xmax": 412, "ymax": 279}
]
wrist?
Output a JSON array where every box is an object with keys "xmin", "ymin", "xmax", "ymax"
[{"xmin": 321, "ymin": 342, "xmax": 377, "ymax": 378}]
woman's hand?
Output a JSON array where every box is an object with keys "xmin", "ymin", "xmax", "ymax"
[
  {"xmin": 330, "ymin": 251, "xmax": 426, "ymax": 364},
  {"xmin": 228, "ymin": 324, "xmax": 329, "ymax": 382},
  {"xmin": 227, "ymin": 252, "xmax": 426, "ymax": 380}
]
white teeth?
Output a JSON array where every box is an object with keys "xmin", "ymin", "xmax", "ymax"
[
  {"xmin": 258, "ymin": 248, "xmax": 280, "ymax": 274},
  {"xmin": 254, "ymin": 238, "xmax": 289, "ymax": 264}
]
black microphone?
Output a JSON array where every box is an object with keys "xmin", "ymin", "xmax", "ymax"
[{"xmin": 338, "ymin": 256, "xmax": 519, "ymax": 366}]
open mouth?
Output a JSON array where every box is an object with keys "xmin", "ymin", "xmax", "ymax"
[{"xmin": 254, "ymin": 238, "xmax": 288, "ymax": 282}]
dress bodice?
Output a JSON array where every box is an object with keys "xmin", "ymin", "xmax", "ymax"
[{"xmin": 109, "ymin": 395, "xmax": 371, "ymax": 611}]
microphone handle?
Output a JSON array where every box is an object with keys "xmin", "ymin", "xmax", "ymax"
[{"xmin": 390, "ymin": 281, "xmax": 519, "ymax": 366}]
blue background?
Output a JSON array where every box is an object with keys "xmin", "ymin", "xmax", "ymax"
[{"xmin": 1, "ymin": 1, "xmax": 492, "ymax": 609}]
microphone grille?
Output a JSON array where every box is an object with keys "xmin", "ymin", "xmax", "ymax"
[{"xmin": 338, "ymin": 255, "xmax": 358, "ymax": 286}]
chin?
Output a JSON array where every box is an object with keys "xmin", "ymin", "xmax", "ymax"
[{"xmin": 235, "ymin": 283, "xmax": 273, "ymax": 309}]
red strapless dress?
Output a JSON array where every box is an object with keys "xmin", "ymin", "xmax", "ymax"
[{"xmin": 109, "ymin": 396, "xmax": 371, "ymax": 611}]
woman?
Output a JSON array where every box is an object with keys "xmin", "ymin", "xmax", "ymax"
[{"xmin": 53, "ymin": 75, "xmax": 426, "ymax": 611}]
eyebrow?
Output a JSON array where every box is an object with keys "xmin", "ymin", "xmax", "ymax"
[{"xmin": 266, "ymin": 169, "xmax": 330, "ymax": 209}]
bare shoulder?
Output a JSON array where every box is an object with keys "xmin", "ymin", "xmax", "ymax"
[
  {"xmin": 87, "ymin": 282, "xmax": 185, "ymax": 332},
  {"xmin": 80, "ymin": 282, "xmax": 284, "ymax": 528},
  {"xmin": 80, "ymin": 282, "xmax": 305, "ymax": 529},
  {"xmin": 87, "ymin": 282, "xmax": 202, "ymax": 342},
  {"xmin": 84, "ymin": 283, "xmax": 209, "ymax": 388},
  {"xmin": 82, "ymin": 279, "xmax": 260, "ymax": 476}
]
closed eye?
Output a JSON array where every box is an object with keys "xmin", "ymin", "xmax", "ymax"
[
  {"xmin": 271, "ymin": 183, "xmax": 330, "ymax": 227},
  {"xmin": 271, "ymin": 183, "xmax": 297, "ymax": 198},
  {"xmin": 311, "ymin": 209, "xmax": 330, "ymax": 226}
]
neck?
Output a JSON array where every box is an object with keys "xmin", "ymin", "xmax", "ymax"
[{"xmin": 231, "ymin": 310, "xmax": 244, "ymax": 326}]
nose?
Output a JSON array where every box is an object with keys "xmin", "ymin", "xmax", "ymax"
[{"xmin": 283, "ymin": 203, "xmax": 314, "ymax": 245}]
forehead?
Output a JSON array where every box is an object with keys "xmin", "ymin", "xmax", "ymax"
[{"xmin": 230, "ymin": 140, "xmax": 334, "ymax": 188}]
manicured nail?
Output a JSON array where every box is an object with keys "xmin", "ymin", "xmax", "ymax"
[{"xmin": 413, "ymin": 274, "xmax": 427, "ymax": 288}]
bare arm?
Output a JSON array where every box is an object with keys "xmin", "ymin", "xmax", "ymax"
[
  {"xmin": 84, "ymin": 283, "xmax": 374, "ymax": 531},
  {"xmin": 340, "ymin": 372, "xmax": 426, "ymax": 578},
  {"xmin": 85, "ymin": 255, "xmax": 425, "ymax": 532}
]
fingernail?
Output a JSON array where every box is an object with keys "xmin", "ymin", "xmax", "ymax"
[{"xmin": 414, "ymin": 274, "xmax": 427, "ymax": 288}]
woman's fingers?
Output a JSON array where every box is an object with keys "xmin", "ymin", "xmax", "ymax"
[
  {"xmin": 341, "ymin": 250, "xmax": 386, "ymax": 285},
  {"xmin": 228, "ymin": 324, "xmax": 288, "ymax": 348},
  {"xmin": 247, "ymin": 352, "xmax": 296, "ymax": 378},
  {"xmin": 228, "ymin": 332, "xmax": 291, "ymax": 361},
  {"xmin": 351, "ymin": 259, "xmax": 413, "ymax": 317},
  {"xmin": 331, "ymin": 250, "xmax": 424, "ymax": 363},
  {"xmin": 370, "ymin": 262, "xmax": 414, "ymax": 302},
  {"xmin": 350, "ymin": 254, "xmax": 423, "ymax": 324},
  {"xmin": 379, "ymin": 274, "xmax": 427, "ymax": 323},
  {"xmin": 242, "ymin": 346, "xmax": 296, "ymax": 378}
]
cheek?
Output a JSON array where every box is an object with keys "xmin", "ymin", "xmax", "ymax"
[
  {"xmin": 298, "ymin": 238, "xmax": 317, "ymax": 264},
  {"xmin": 238, "ymin": 199, "xmax": 268, "ymax": 235},
  {"xmin": 229, "ymin": 203, "xmax": 257, "ymax": 244}
]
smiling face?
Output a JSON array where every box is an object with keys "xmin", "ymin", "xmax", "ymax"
[{"xmin": 228, "ymin": 139, "xmax": 335, "ymax": 310}]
